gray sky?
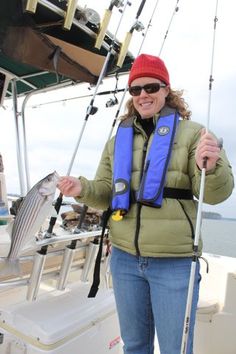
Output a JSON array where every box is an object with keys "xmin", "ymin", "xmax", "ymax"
[{"xmin": 0, "ymin": 0, "xmax": 236, "ymax": 218}]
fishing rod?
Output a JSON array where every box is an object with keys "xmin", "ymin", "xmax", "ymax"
[
  {"xmin": 107, "ymin": 0, "xmax": 161, "ymax": 140},
  {"xmin": 181, "ymin": 1, "xmax": 220, "ymax": 352},
  {"xmin": 116, "ymin": 0, "xmax": 146, "ymax": 68},
  {"xmin": 137, "ymin": 0, "xmax": 160, "ymax": 51},
  {"xmin": 158, "ymin": 0, "xmax": 180, "ymax": 56},
  {"xmin": 30, "ymin": 88, "xmax": 126, "ymax": 108},
  {"xmin": 27, "ymin": 0, "xmax": 132, "ymax": 300}
]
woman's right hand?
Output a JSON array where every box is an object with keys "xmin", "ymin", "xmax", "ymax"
[{"xmin": 57, "ymin": 176, "xmax": 82, "ymax": 197}]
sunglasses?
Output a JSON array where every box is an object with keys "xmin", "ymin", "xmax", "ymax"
[{"xmin": 128, "ymin": 82, "xmax": 167, "ymax": 96}]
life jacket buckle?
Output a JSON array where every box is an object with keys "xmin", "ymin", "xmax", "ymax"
[{"xmin": 112, "ymin": 210, "xmax": 125, "ymax": 221}]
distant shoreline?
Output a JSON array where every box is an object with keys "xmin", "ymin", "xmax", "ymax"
[
  {"xmin": 214, "ymin": 217, "xmax": 236, "ymax": 222},
  {"xmin": 202, "ymin": 211, "xmax": 236, "ymax": 221},
  {"xmin": 203, "ymin": 215, "xmax": 236, "ymax": 222}
]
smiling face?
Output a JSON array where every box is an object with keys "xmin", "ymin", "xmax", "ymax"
[{"xmin": 130, "ymin": 77, "xmax": 169, "ymax": 119}]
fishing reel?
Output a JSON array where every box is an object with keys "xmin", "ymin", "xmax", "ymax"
[
  {"xmin": 131, "ymin": 20, "xmax": 145, "ymax": 32},
  {"xmin": 86, "ymin": 105, "xmax": 98, "ymax": 115},
  {"xmin": 74, "ymin": 8, "xmax": 101, "ymax": 26},
  {"xmin": 106, "ymin": 73, "xmax": 119, "ymax": 108},
  {"xmin": 111, "ymin": 0, "xmax": 125, "ymax": 8},
  {"xmin": 106, "ymin": 96, "xmax": 118, "ymax": 108}
]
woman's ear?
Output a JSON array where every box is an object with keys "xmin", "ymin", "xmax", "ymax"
[{"xmin": 164, "ymin": 86, "xmax": 170, "ymax": 98}]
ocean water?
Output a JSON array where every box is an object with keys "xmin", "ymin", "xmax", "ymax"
[{"xmin": 201, "ymin": 218, "xmax": 236, "ymax": 258}]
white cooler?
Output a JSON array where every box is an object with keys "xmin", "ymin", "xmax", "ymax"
[{"xmin": 0, "ymin": 283, "xmax": 122, "ymax": 354}]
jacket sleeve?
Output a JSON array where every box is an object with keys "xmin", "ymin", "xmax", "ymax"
[
  {"xmin": 189, "ymin": 129, "xmax": 234, "ymax": 204},
  {"xmin": 75, "ymin": 140, "xmax": 113, "ymax": 210}
]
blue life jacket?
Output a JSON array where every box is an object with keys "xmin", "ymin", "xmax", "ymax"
[{"xmin": 111, "ymin": 106, "xmax": 179, "ymax": 215}]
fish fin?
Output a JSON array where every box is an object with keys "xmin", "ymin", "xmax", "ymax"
[{"xmin": 0, "ymin": 258, "xmax": 22, "ymax": 277}]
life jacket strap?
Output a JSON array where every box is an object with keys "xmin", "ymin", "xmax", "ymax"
[
  {"xmin": 87, "ymin": 208, "xmax": 112, "ymax": 298},
  {"xmin": 131, "ymin": 187, "xmax": 193, "ymax": 204},
  {"xmin": 163, "ymin": 187, "xmax": 193, "ymax": 200}
]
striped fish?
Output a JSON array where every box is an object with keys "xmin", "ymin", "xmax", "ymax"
[{"xmin": 0, "ymin": 171, "xmax": 59, "ymax": 276}]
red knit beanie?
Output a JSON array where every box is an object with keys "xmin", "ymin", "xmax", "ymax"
[{"xmin": 128, "ymin": 54, "xmax": 170, "ymax": 86}]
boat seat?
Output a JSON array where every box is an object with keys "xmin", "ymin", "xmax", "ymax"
[{"xmin": 196, "ymin": 299, "xmax": 219, "ymax": 322}]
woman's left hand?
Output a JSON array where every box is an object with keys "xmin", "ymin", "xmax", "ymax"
[{"xmin": 195, "ymin": 128, "xmax": 221, "ymax": 171}]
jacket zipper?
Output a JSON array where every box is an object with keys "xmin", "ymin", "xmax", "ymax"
[
  {"xmin": 134, "ymin": 139, "xmax": 148, "ymax": 255},
  {"xmin": 139, "ymin": 159, "xmax": 150, "ymax": 198}
]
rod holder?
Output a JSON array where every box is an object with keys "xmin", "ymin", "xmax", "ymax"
[
  {"xmin": 57, "ymin": 246, "xmax": 76, "ymax": 290},
  {"xmin": 26, "ymin": 252, "xmax": 46, "ymax": 301},
  {"xmin": 80, "ymin": 241, "xmax": 99, "ymax": 282},
  {"xmin": 63, "ymin": 0, "xmax": 78, "ymax": 31}
]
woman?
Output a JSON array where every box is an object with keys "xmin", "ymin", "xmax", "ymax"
[{"xmin": 57, "ymin": 54, "xmax": 234, "ymax": 354}]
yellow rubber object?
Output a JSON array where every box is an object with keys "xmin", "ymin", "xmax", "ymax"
[{"xmin": 112, "ymin": 210, "xmax": 123, "ymax": 221}]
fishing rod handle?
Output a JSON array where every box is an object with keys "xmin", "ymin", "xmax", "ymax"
[
  {"xmin": 117, "ymin": 0, "xmax": 147, "ymax": 67},
  {"xmin": 116, "ymin": 32, "xmax": 132, "ymax": 67},
  {"xmin": 136, "ymin": 0, "xmax": 146, "ymax": 18},
  {"xmin": 95, "ymin": 9, "xmax": 112, "ymax": 49},
  {"xmin": 180, "ymin": 261, "xmax": 197, "ymax": 354}
]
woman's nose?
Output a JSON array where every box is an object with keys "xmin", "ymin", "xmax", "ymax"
[{"xmin": 139, "ymin": 88, "xmax": 148, "ymax": 97}]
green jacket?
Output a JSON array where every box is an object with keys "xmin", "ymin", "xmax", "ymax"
[{"xmin": 77, "ymin": 116, "xmax": 234, "ymax": 257}]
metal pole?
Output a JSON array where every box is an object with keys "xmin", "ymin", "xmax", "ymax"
[{"xmin": 11, "ymin": 79, "xmax": 26, "ymax": 196}]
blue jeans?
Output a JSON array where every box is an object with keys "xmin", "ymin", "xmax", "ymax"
[{"xmin": 110, "ymin": 247, "xmax": 201, "ymax": 354}]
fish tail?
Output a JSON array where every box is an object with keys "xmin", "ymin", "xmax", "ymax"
[{"xmin": 0, "ymin": 258, "xmax": 22, "ymax": 277}]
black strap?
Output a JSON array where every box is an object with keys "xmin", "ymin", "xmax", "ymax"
[
  {"xmin": 131, "ymin": 187, "xmax": 193, "ymax": 203},
  {"xmin": 87, "ymin": 208, "xmax": 112, "ymax": 298},
  {"xmin": 163, "ymin": 187, "xmax": 193, "ymax": 200}
]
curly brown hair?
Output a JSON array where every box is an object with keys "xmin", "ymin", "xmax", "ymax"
[{"xmin": 121, "ymin": 88, "xmax": 191, "ymax": 120}]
